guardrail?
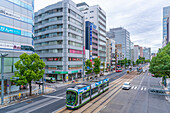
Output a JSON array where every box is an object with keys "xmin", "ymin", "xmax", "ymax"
[
  {"xmin": 1, "ymin": 89, "xmax": 40, "ymax": 105},
  {"xmin": 148, "ymin": 88, "xmax": 170, "ymax": 96}
]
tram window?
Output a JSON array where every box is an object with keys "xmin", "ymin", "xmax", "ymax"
[
  {"xmin": 82, "ymin": 91, "xmax": 90, "ymax": 100},
  {"xmin": 66, "ymin": 91, "xmax": 76, "ymax": 105},
  {"xmin": 104, "ymin": 83, "xmax": 107, "ymax": 88},
  {"xmin": 91, "ymin": 87, "xmax": 98, "ymax": 95},
  {"xmin": 100, "ymin": 84, "xmax": 103, "ymax": 89}
]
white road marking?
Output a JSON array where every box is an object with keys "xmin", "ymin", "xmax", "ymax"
[
  {"xmin": 134, "ymin": 86, "xmax": 138, "ymax": 90},
  {"xmin": 144, "ymin": 88, "xmax": 147, "ymax": 91},
  {"xmin": 43, "ymin": 95, "xmax": 66, "ymax": 99},
  {"xmin": 141, "ymin": 87, "xmax": 143, "ymax": 90},
  {"xmin": 131, "ymin": 86, "xmax": 134, "ymax": 89}
]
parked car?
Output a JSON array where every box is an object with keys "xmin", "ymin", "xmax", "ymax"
[{"xmin": 122, "ymin": 82, "xmax": 131, "ymax": 90}]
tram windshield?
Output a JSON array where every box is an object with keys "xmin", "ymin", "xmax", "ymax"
[{"xmin": 66, "ymin": 91, "xmax": 76, "ymax": 105}]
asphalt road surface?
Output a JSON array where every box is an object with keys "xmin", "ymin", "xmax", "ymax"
[
  {"xmin": 100, "ymin": 68, "xmax": 170, "ymax": 113},
  {"xmin": 0, "ymin": 64, "xmax": 146, "ymax": 113}
]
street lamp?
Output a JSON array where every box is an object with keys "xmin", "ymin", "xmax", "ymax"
[{"xmin": 1, "ymin": 53, "xmax": 8, "ymax": 105}]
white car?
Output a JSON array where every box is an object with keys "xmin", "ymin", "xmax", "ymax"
[{"xmin": 122, "ymin": 82, "xmax": 131, "ymax": 90}]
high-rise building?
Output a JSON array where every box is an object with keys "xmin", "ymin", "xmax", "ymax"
[
  {"xmin": 167, "ymin": 12, "xmax": 170, "ymax": 45},
  {"xmin": 34, "ymin": 0, "xmax": 84, "ymax": 81},
  {"xmin": 106, "ymin": 37, "xmax": 115, "ymax": 70},
  {"xmin": 0, "ymin": 0, "xmax": 34, "ymax": 93},
  {"xmin": 140, "ymin": 47, "xmax": 143, "ymax": 57},
  {"xmin": 85, "ymin": 21, "xmax": 98, "ymax": 63},
  {"xmin": 107, "ymin": 27, "xmax": 131, "ymax": 60},
  {"xmin": 162, "ymin": 6, "xmax": 170, "ymax": 47},
  {"xmin": 143, "ymin": 47, "xmax": 151, "ymax": 60},
  {"xmin": 134, "ymin": 45, "xmax": 140, "ymax": 62},
  {"xmin": 130, "ymin": 42, "xmax": 134, "ymax": 62},
  {"xmin": 115, "ymin": 44, "xmax": 124, "ymax": 61},
  {"xmin": 77, "ymin": 2, "xmax": 107, "ymax": 63}
]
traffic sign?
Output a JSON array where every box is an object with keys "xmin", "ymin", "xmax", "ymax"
[
  {"xmin": 80, "ymin": 70, "xmax": 82, "ymax": 72},
  {"xmin": 7, "ymin": 84, "xmax": 9, "ymax": 87},
  {"xmin": 87, "ymin": 66, "xmax": 90, "ymax": 70}
]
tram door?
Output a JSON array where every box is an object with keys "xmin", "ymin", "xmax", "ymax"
[{"xmin": 79, "ymin": 95, "xmax": 82, "ymax": 105}]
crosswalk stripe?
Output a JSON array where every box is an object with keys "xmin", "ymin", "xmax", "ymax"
[
  {"xmin": 144, "ymin": 88, "xmax": 147, "ymax": 91},
  {"xmin": 134, "ymin": 86, "xmax": 137, "ymax": 89},
  {"xmin": 141, "ymin": 87, "xmax": 143, "ymax": 90},
  {"xmin": 131, "ymin": 86, "xmax": 134, "ymax": 89}
]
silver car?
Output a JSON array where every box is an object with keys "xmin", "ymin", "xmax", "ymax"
[{"xmin": 122, "ymin": 82, "xmax": 131, "ymax": 90}]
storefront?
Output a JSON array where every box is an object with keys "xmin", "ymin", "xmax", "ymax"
[{"xmin": 46, "ymin": 70, "xmax": 82, "ymax": 82}]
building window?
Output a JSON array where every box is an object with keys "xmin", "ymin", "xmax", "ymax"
[
  {"xmin": 47, "ymin": 65, "xmax": 63, "ymax": 70},
  {"xmin": 68, "ymin": 57, "xmax": 82, "ymax": 61},
  {"xmin": 90, "ymin": 16, "xmax": 94, "ymax": 19},
  {"xmin": 47, "ymin": 57, "xmax": 62, "ymax": 61},
  {"xmin": 69, "ymin": 49, "xmax": 82, "ymax": 54},
  {"xmin": 84, "ymin": 12, "xmax": 87, "ymax": 14},
  {"xmin": 90, "ymin": 11, "xmax": 94, "ymax": 13},
  {"xmin": 68, "ymin": 65, "xmax": 82, "ymax": 70}
]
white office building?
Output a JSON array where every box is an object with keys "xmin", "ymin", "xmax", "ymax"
[{"xmin": 77, "ymin": 2, "xmax": 107, "ymax": 63}]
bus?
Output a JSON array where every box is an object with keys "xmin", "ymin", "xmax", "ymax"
[
  {"xmin": 66, "ymin": 78, "xmax": 109, "ymax": 109},
  {"xmin": 116, "ymin": 65, "xmax": 122, "ymax": 72},
  {"xmin": 45, "ymin": 77, "xmax": 56, "ymax": 83}
]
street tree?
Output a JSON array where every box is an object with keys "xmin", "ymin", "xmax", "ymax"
[
  {"xmin": 124, "ymin": 58, "xmax": 128, "ymax": 68},
  {"xmin": 93, "ymin": 58, "xmax": 101, "ymax": 76},
  {"xmin": 149, "ymin": 43, "xmax": 170, "ymax": 86},
  {"xmin": 132, "ymin": 61, "xmax": 135, "ymax": 66},
  {"xmin": 11, "ymin": 53, "xmax": 46, "ymax": 96},
  {"xmin": 145, "ymin": 59, "xmax": 150, "ymax": 63},
  {"xmin": 136, "ymin": 59, "xmax": 141, "ymax": 65},
  {"xmin": 120, "ymin": 59, "xmax": 125, "ymax": 67},
  {"xmin": 128, "ymin": 59, "xmax": 131, "ymax": 66},
  {"xmin": 85, "ymin": 59, "xmax": 92, "ymax": 76},
  {"xmin": 102, "ymin": 62, "xmax": 105, "ymax": 72}
]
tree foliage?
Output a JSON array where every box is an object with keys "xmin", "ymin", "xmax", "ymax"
[
  {"xmin": 93, "ymin": 58, "xmax": 101, "ymax": 75},
  {"xmin": 128, "ymin": 59, "xmax": 131, "ymax": 66},
  {"xmin": 136, "ymin": 59, "xmax": 141, "ymax": 65},
  {"xmin": 124, "ymin": 58, "xmax": 128, "ymax": 67},
  {"xmin": 102, "ymin": 62, "xmax": 105, "ymax": 72},
  {"xmin": 149, "ymin": 43, "xmax": 170, "ymax": 79},
  {"xmin": 85, "ymin": 59, "xmax": 92, "ymax": 75},
  {"xmin": 11, "ymin": 53, "xmax": 46, "ymax": 96}
]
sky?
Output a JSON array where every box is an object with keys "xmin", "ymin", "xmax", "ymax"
[{"xmin": 34, "ymin": 0, "xmax": 170, "ymax": 53}]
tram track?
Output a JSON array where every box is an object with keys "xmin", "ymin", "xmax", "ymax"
[
  {"xmin": 78, "ymin": 74, "xmax": 136, "ymax": 113},
  {"xmin": 57, "ymin": 71, "xmax": 138, "ymax": 113}
]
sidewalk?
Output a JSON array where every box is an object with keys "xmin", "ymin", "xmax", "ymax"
[{"xmin": 0, "ymin": 84, "xmax": 56, "ymax": 106}]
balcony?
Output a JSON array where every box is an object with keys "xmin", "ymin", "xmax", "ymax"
[
  {"xmin": 92, "ymin": 50, "xmax": 98, "ymax": 54},
  {"xmin": 92, "ymin": 45, "xmax": 98, "ymax": 49},
  {"xmin": 92, "ymin": 34, "xmax": 98, "ymax": 39},
  {"xmin": 92, "ymin": 39, "xmax": 98, "ymax": 44}
]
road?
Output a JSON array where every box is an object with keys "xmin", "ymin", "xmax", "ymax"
[
  {"xmin": 100, "ymin": 68, "xmax": 170, "ymax": 113},
  {"xmin": 0, "ymin": 66, "xmax": 132, "ymax": 113}
]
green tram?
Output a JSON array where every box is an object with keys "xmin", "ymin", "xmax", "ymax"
[{"xmin": 66, "ymin": 78, "xmax": 109, "ymax": 109}]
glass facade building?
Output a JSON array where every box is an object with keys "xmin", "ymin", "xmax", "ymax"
[
  {"xmin": 162, "ymin": 6, "xmax": 170, "ymax": 47},
  {"xmin": 0, "ymin": 0, "xmax": 34, "ymax": 93},
  {"xmin": 107, "ymin": 27, "xmax": 131, "ymax": 60}
]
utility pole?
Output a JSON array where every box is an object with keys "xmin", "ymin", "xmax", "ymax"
[
  {"xmin": 1, "ymin": 53, "xmax": 8, "ymax": 105},
  {"xmin": 82, "ymin": 19, "xmax": 85, "ymax": 81}
]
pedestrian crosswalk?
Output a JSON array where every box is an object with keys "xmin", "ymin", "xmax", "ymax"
[{"xmin": 130, "ymin": 86, "xmax": 147, "ymax": 91}]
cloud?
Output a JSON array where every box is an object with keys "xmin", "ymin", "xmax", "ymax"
[{"xmin": 34, "ymin": 0, "xmax": 170, "ymax": 53}]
